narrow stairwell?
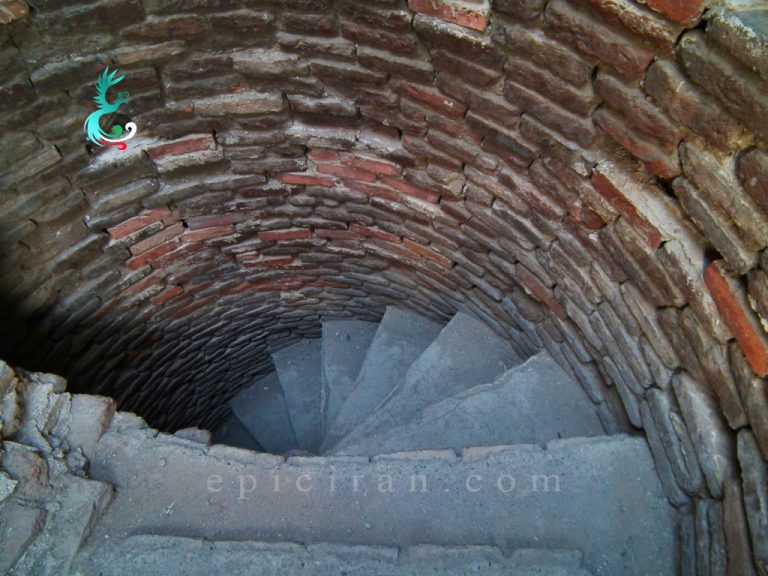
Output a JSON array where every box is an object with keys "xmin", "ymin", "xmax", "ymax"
[{"xmin": 1, "ymin": 307, "xmax": 681, "ymax": 575}]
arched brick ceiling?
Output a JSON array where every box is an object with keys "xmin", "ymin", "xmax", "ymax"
[{"xmin": 1, "ymin": 3, "xmax": 768, "ymax": 549}]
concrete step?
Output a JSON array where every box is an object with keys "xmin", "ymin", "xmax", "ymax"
[
  {"xmin": 212, "ymin": 413, "xmax": 262, "ymax": 451},
  {"xmin": 77, "ymin": 536, "xmax": 595, "ymax": 576},
  {"xmin": 320, "ymin": 320, "xmax": 379, "ymax": 435},
  {"xmin": 333, "ymin": 351, "xmax": 605, "ymax": 456},
  {"xmin": 272, "ymin": 339, "xmax": 323, "ymax": 454},
  {"xmin": 321, "ymin": 307, "xmax": 442, "ymax": 451},
  {"xmin": 334, "ymin": 312, "xmax": 521, "ymax": 452},
  {"xmin": 80, "ymin": 423, "xmax": 677, "ymax": 576},
  {"xmin": 228, "ymin": 372, "xmax": 297, "ymax": 453}
]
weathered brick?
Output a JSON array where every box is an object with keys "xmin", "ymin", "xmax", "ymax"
[
  {"xmin": 583, "ymin": 0, "xmax": 681, "ymax": 50},
  {"xmin": 402, "ymin": 237, "xmax": 453, "ymax": 267},
  {"xmin": 413, "ymin": 14, "xmax": 505, "ymax": 69},
  {"xmin": 126, "ymin": 239, "xmax": 182, "ymax": 270},
  {"xmin": 681, "ymin": 143, "xmax": 768, "ymax": 253},
  {"xmin": 642, "ymin": 0, "xmax": 706, "ymax": 24},
  {"xmin": 122, "ymin": 15, "xmax": 207, "ymax": 39},
  {"xmin": 678, "ymin": 31, "xmax": 768, "ymax": 142},
  {"xmin": 146, "ymin": 134, "xmax": 216, "ymax": 160},
  {"xmin": 194, "ymin": 91, "xmax": 285, "ymax": 116},
  {"xmin": 315, "ymin": 162, "xmax": 377, "ymax": 182},
  {"xmin": 737, "ymin": 149, "xmax": 768, "ymax": 212},
  {"xmin": 107, "ymin": 207, "xmax": 172, "ymax": 240},
  {"xmin": 408, "ymin": 0, "xmax": 490, "ymax": 31},
  {"xmin": 705, "ymin": 261, "xmax": 768, "ymax": 377},
  {"xmin": 391, "ymin": 78, "xmax": 466, "ymax": 118},
  {"xmin": 280, "ymin": 173, "xmax": 335, "ymax": 187},
  {"xmin": 644, "ymin": 60, "xmax": 747, "ymax": 151},
  {"xmin": 505, "ymin": 56, "xmax": 598, "ymax": 117},
  {"xmin": 258, "ymin": 228, "xmax": 312, "ymax": 242},
  {"xmin": 673, "ymin": 177, "xmax": 757, "ymax": 275},
  {"xmin": 129, "ymin": 222, "xmax": 184, "ymax": 256},
  {"xmin": 594, "ymin": 71, "xmax": 680, "ymax": 148},
  {"xmin": 593, "ymin": 109, "xmax": 680, "ymax": 178},
  {"xmin": 545, "ymin": 0, "xmax": 654, "ymax": 80},
  {"xmin": 492, "ymin": 0, "xmax": 546, "ymax": 20}
]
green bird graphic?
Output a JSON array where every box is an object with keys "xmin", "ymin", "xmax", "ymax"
[{"xmin": 84, "ymin": 67, "xmax": 137, "ymax": 150}]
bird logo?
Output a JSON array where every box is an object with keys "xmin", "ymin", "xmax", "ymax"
[{"xmin": 83, "ymin": 67, "xmax": 138, "ymax": 150}]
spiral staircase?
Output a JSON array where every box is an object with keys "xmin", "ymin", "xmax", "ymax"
[{"xmin": 1, "ymin": 307, "xmax": 678, "ymax": 576}]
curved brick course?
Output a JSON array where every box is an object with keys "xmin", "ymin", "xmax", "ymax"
[{"xmin": 1, "ymin": 0, "xmax": 767, "ymax": 571}]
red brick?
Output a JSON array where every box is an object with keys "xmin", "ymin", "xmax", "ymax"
[
  {"xmin": 108, "ymin": 207, "xmax": 172, "ymax": 240},
  {"xmin": 186, "ymin": 213, "xmax": 244, "ymax": 230},
  {"xmin": 146, "ymin": 134, "xmax": 215, "ymax": 160},
  {"xmin": 392, "ymin": 79, "xmax": 467, "ymax": 118},
  {"xmin": 123, "ymin": 269, "xmax": 167, "ymax": 298},
  {"xmin": 593, "ymin": 109, "xmax": 681, "ymax": 178},
  {"xmin": 258, "ymin": 228, "xmax": 312, "ymax": 241},
  {"xmin": 316, "ymin": 163, "xmax": 377, "ymax": 183},
  {"xmin": 280, "ymin": 173, "xmax": 335, "ymax": 187},
  {"xmin": 181, "ymin": 225, "xmax": 234, "ymax": 242},
  {"xmin": 381, "ymin": 177, "xmax": 440, "ymax": 203},
  {"xmin": 350, "ymin": 223, "xmax": 400, "ymax": 243},
  {"xmin": 152, "ymin": 285, "xmax": 184, "ymax": 306},
  {"xmin": 340, "ymin": 153, "xmax": 402, "ymax": 176},
  {"xmin": 308, "ymin": 149, "xmax": 340, "ymax": 162},
  {"xmin": 151, "ymin": 242, "xmax": 205, "ymax": 268},
  {"xmin": 129, "ymin": 222, "xmax": 184, "ymax": 256},
  {"xmin": 403, "ymin": 238, "xmax": 453, "ymax": 267},
  {"xmin": 315, "ymin": 228, "xmax": 360, "ymax": 240},
  {"xmin": 241, "ymin": 255, "xmax": 294, "ymax": 268},
  {"xmin": 126, "ymin": 239, "xmax": 181, "ymax": 270},
  {"xmin": 546, "ymin": 0, "xmax": 654, "ymax": 80},
  {"xmin": 515, "ymin": 263, "xmax": 567, "ymax": 320},
  {"xmin": 408, "ymin": 0, "xmax": 490, "ymax": 31},
  {"xmin": 569, "ymin": 204, "xmax": 605, "ymax": 231},
  {"xmin": 343, "ymin": 179, "xmax": 399, "ymax": 201},
  {"xmin": 591, "ymin": 169, "xmax": 663, "ymax": 249},
  {"xmin": 705, "ymin": 261, "xmax": 768, "ymax": 377},
  {"xmin": 642, "ymin": 0, "xmax": 705, "ymax": 24}
]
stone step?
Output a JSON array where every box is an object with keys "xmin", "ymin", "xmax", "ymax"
[
  {"xmin": 212, "ymin": 413, "xmax": 262, "ymax": 451},
  {"xmin": 321, "ymin": 307, "xmax": 442, "ymax": 452},
  {"xmin": 320, "ymin": 319, "xmax": 379, "ymax": 435},
  {"xmin": 228, "ymin": 372, "xmax": 298, "ymax": 454},
  {"xmin": 77, "ymin": 536, "xmax": 595, "ymax": 576},
  {"xmin": 333, "ymin": 351, "xmax": 605, "ymax": 456},
  {"xmin": 80, "ymin": 424, "xmax": 677, "ymax": 576},
  {"xmin": 272, "ymin": 339, "xmax": 323, "ymax": 453},
  {"xmin": 334, "ymin": 312, "xmax": 521, "ymax": 452},
  {"xmin": 9, "ymin": 474, "xmax": 113, "ymax": 576}
]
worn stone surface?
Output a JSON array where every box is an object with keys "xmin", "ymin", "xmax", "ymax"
[
  {"xmin": 334, "ymin": 351, "xmax": 603, "ymax": 456},
  {"xmin": 335, "ymin": 311, "xmax": 521, "ymax": 449},
  {"xmin": 322, "ymin": 307, "xmax": 443, "ymax": 452},
  {"xmin": 81, "ymin": 427, "xmax": 676, "ymax": 576},
  {"xmin": 320, "ymin": 320, "xmax": 379, "ymax": 435}
]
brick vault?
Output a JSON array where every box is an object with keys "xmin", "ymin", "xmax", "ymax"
[{"xmin": 0, "ymin": 0, "xmax": 766, "ymax": 574}]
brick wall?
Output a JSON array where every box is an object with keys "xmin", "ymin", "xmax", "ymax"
[{"xmin": 0, "ymin": 1, "xmax": 767, "ymax": 571}]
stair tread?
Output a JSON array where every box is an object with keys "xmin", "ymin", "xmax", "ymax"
[
  {"xmin": 322, "ymin": 307, "xmax": 442, "ymax": 451},
  {"xmin": 77, "ymin": 536, "xmax": 594, "ymax": 576},
  {"xmin": 320, "ymin": 320, "xmax": 379, "ymax": 435},
  {"xmin": 335, "ymin": 312, "xmax": 521, "ymax": 450},
  {"xmin": 212, "ymin": 414, "xmax": 262, "ymax": 452},
  {"xmin": 81, "ymin": 430, "xmax": 677, "ymax": 576},
  {"xmin": 228, "ymin": 371, "xmax": 297, "ymax": 453},
  {"xmin": 273, "ymin": 339, "xmax": 323, "ymax": 453},
  {"xmin": 333, "ymin": 351, "xmax": 604, "ymax": 456}
]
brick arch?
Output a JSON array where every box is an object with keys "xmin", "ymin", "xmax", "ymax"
[{"xmin": 1, "ymin": 1, "xmax": 767, "ymax": 570}]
